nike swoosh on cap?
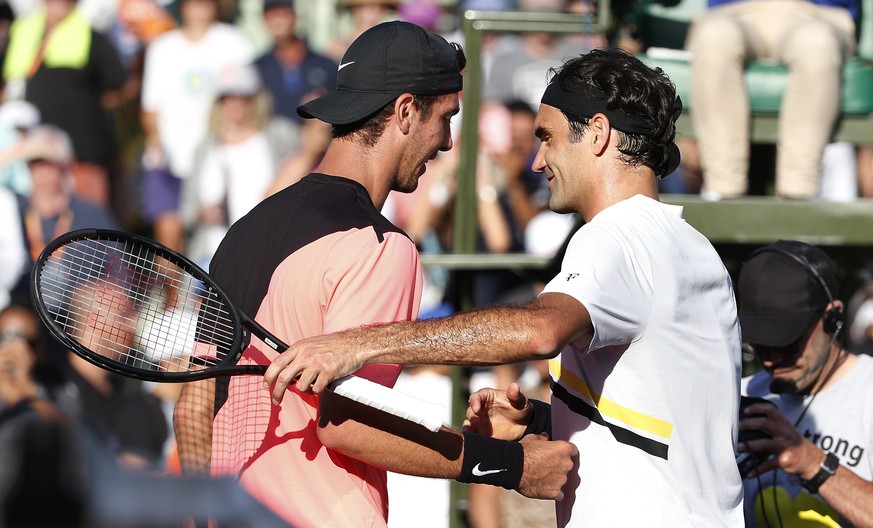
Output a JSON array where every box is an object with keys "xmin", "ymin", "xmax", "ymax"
[
  {"xmin": 472, "ymin": 463, "xmax": 509, "ymax": 477},
  {"xmin": 338, "ymin": 61, "xmax": 355, "ymax": 71}
]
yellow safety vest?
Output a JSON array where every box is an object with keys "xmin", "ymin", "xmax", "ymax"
[{"xmin": 3, "ymin": 9, "xmax": 91, "ymax": 80}]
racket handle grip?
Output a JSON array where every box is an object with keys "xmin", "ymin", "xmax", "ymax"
[{"xmin": 328, "ymin": 375, "xmax": 447, "ymax": 433}]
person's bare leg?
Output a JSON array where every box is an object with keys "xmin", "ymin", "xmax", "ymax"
[{"xmin": 857, "ymin": 146, "xmax": 873, "ymax": 198}]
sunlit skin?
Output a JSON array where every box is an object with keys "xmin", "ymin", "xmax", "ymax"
[
  {"xmin": 533, "ymin": 104, "xmax": 580, "ymax": 214},
  {"xmin": 532, "ymin": 104, "xmax": 658, "ymax": 222},
  {"xmin": 393, "ymin": 93, "xmax": 458, "ymax": 194},
  {"xmin": 308, "ymin": 92, "xmax": 458, "ymax": 216}
]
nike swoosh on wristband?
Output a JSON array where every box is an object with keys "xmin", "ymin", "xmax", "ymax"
[
  {"xmin": 472, "ymin": 463, "xmax": 509, "ymax": 477},
  {"xmin": 338, "ymin": 61, "xmax": 355, "ymax": 71}
]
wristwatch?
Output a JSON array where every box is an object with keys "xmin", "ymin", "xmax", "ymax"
[{"xmin": 801, "ymin": 452, "xmax": 840, "ymax": 494}]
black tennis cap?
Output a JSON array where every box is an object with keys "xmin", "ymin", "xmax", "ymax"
[
  {"xmin": 737, "ymin": 240, "xmax": 837, "ymax": 347},
  {"xmin": 297, "ymin": 21, "xmax": 463, "ymax": 125}
]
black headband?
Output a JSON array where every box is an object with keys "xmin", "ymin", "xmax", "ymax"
[{"xmin": 541, "ymin": 81, "xmax": 682, "ymax": 177}]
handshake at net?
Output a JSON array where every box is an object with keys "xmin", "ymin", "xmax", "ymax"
[{"xmin": 460, "ymin": 382, "xmax": 576, "ymax": 501}]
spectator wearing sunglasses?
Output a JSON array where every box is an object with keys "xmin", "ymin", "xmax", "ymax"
[{"xmin": 0, "ymin": 297, "xmax": 59, "ymax": 421}]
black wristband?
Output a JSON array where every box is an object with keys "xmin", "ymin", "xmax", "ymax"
[
  {"xmin": 457, "ymin": 431, "xmax": 524, "ymax": 490},
  {"xmin": 522, "ymin": 399, "xmax": 552, "ymax": 438}
]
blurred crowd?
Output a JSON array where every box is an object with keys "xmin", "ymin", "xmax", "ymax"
[{"xmin": 1, "ymin": 0, "xmax": 873, "ymax": 526}]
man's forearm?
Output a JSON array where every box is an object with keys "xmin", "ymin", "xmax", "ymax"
[
  {"xmin": 174, "ymin": 380, "xmax": 215, "ymax": 475},
  {"xmin": 319, "ymin": 393, "xmax": 464, "ymax": 478},
  {"xmin": 264, "ymin": 293, "xmax": 589, "ymax": 399},
  {"xmin": 317, "ymin": 391, "xmax": 573, "ymax": 500},
  {"xmin": 351, "ymin": 296, "xmax": 581, "ymax": 368},
  {"xmin": 819, "ymin": 465, "xmax": 873, "ymax": 528}
]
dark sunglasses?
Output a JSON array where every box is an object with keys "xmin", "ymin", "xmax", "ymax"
[{"xmin": 0, "ymin": 328, "xmax": 38, "ymax": 348}]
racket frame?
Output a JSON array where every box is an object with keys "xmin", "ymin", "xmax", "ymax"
[
  {"xmin": 31, "ymin": 228, "xmax": 276, "ymax": 382},
  {"xmin": 31, "ymin": 228, "xmax": 447, "ymax": 433}
]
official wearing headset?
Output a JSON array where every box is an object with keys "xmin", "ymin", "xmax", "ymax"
[{"xmin": 737, "ymin": 240, "xmax": 873, "ymax": 527}]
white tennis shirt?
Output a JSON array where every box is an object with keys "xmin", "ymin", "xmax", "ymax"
[{"xmin": 541, "ymin": 195, "xmax": 744, "ymax": 527}]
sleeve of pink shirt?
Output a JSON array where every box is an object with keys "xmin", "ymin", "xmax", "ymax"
[{"xmin": 322, "ymin": 229, "xmax": 423, "ymax": 387}]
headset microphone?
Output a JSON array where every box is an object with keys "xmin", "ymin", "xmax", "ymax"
[
  {"xmin": 750, "ymin": 242, "xmax": 845, "ymax": 394},
  {"xmin": 744, "ymin": 242, "xmax": 845, "ymax": 528}
]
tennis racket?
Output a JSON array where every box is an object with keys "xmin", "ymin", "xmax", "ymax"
[{"xmin": 30, "ymin": 228, "xmax": 446, "ymax": 432}]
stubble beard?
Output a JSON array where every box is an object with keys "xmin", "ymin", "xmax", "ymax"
[
  {"xmin": 392, "ymin": 171, "xmax": 419, "ymax": 194},
  {"xmin": 769, "ymin": 368, "xmax": 817, "ymax": 395}
]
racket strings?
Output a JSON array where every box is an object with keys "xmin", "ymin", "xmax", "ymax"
[{"xmin": 37, "ymin": 237, "xmax": 238, "ymax": 374}]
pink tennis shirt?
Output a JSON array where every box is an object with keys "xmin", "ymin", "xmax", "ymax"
[{"xmin": 206, "ymin": 174, "xmax": 423, "ymax": 527}]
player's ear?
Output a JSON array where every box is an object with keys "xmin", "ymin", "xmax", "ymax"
[
  {"xmin": 589, "ymin": 113, "xmax": 611, "ymax": 155},
  {"xmin": 395, "ymin": 93, "xmax": 415, "ymax": 134}
]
